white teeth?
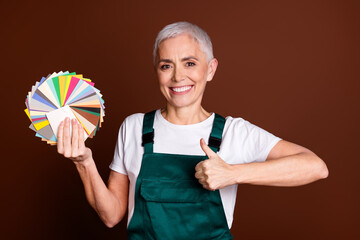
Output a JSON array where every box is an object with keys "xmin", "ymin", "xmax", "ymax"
[{"xmin": 172, "ymin": 86, "xmax": 192, "ymax": 92}]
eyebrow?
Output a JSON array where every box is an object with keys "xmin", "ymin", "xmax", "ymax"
[
  {"xmin": 182, "ymin": 56, "xmax": 198, "ymax": 61},
  {"xmin": 158, "ymin": 56, "xmax": 199, "ymax": 64}
]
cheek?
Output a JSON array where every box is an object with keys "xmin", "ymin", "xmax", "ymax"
[
  {"xmin": 189, "ymin": 68, "xmax": 208, "ymax": 84},
  {"xmin": 157, "ymin": 71, "xmax": 172, "ymax": 86},
  {"xmin": 157, "ymin": 76, "xmax": 167, "ymax": 88}
]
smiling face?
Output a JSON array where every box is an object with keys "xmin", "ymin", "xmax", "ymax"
[{"xmin": 155, "ymin": 34, "xmax": 218, "ymax": 110}]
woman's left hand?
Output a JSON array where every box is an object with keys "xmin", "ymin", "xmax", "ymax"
[{"xmin": 195, "ymin": 138, "xmax": 237, "ymax": 191}]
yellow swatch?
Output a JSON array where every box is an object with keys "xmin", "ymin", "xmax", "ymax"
[
  {"xmin": 63, "ymin": 75, "xmax": 72, "ymax": 105},
  {"xmin": 24, "ymin": 109, "xmax": 31, "ymax": 121},
  {"xmin": 59, "ymin": 76, "xmax": 66, "ymax": 107},
  {"xmin": 34, "ymin": 119, "xmax": 49, "ymax": 130}
]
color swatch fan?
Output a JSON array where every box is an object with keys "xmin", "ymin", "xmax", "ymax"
[{"xmin": 25, "ymin": 71, "xmax": 105, "ymax": 145}]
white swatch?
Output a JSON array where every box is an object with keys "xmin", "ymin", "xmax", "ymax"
[{"xmin": 46, "ymin": 105, "xmax": 88, "ymax": 141}]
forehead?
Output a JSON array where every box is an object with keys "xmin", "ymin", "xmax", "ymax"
[{"xmin": 157, "ymin": 34, "xmax": 206, "ymax": 60}]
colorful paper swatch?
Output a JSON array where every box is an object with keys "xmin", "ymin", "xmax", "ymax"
[{"xmin": 25, "ymin": 71, "xmax": 105, "ymax": 145}]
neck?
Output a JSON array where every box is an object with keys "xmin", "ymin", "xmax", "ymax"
[{"xmin": 161, "ymin": 104, "xmax": 211, "ymax": 125}]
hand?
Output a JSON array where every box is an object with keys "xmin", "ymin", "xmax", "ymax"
[
  {"xmin": 57, "ymin": 117, "xmax": 92, "ymax": 165},
  {"xmin": 195, "ymin": 138, "xmax": 236, "ymax": 191}
]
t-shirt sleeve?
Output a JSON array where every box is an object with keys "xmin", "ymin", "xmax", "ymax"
[
  {"xmin": 109, "ymin": 119, "xmax": 128, "ymax": 175},
  {"xmin": 243, "ymin": 120, "xmax": 282, "ymax": 163}
]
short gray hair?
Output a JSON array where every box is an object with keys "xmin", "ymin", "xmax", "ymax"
[{"xmin": 153, "ymin": 21, "xmax": 214, "ymax": 65}]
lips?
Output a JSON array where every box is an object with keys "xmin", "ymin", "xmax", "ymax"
[{"xmin": 169, "ymin": 85, "xmax": 193, "ymax": 94}]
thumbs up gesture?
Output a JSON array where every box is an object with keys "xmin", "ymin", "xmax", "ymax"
[{"xmin": 195, "ymin": 138, "xmax": 236, "ymax": 191}]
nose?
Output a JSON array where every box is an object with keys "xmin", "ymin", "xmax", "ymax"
[{"xmin": 172, "ymin": 66, "xmax": 185, "ymax": 82}]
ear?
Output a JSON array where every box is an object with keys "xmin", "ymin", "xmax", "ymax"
[{"xmin": 206, "ymin": 58, "xmax": 218, "ymax": 82}]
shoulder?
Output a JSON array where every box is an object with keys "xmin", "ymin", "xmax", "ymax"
[
  {"xmin": 123, "ymin": 112, "xmax": 144, "ymax": 127},
  {"xmin": 223, "ymin": 115, "xmax": 276, "ymax": 141},
  {"xmin": 222, "ymin": 115, "xmax": 281, "ymax": 162},
  {"xmin": 116, "ymin": 112, "xmax": 144, "ymax": 138},
  {"xmin": 224, "ymin": 115, "xmax": 254, "ymax": 133}
]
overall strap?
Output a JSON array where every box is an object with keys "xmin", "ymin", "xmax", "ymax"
[
  {"xmin": 142, "ymin": 110, "xmax": 156, "ymax": 153},
  {"xmin": 141, "ymin": 110, "xmax": 225, "ymax": 153},
  {"xmin": 208, "ymin": 113, "xmax": 226, "ymax": 152}
]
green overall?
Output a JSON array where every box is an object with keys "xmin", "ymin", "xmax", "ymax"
[{"xmin": 127, "ymin": 110, "xmax": 233, "ymax": 240}]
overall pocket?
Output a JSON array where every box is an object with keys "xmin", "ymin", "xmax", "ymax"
[{"xmin": 140, "ymin": 179, "xmax": 228, "ymax": 240}]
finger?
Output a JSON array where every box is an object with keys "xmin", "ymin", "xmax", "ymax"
[
  {"xmin": 71, "ymin": 119, "xmax": 79, "ymax": 156},
  {"xmin": 57, "ymin": 120, "xmax": 64, "ymax": 154},
  {"xmin": 198, "ymin": 178, "xmax": 206, "ymax": 185},
  {"xmin": 198, "ymin": 180, "xmax": 212, "ymax": 191},
  {"xmin": 195, "ymin": 170, "xmax": 203, "ymax": 179},
  {"xmin": 63, "ymin": 117, "xmax": 71, "ymax": 157},
  {"xmin": 195, "ymin": 161, "xmax": 203, "ymax": 172},
  {"xmin": 78, "ymin": 122, "xmax": 85, "ymax": 149},
  {"xmin": 200, "ymin": 138, "xmax": 217, "ymax": 158}
]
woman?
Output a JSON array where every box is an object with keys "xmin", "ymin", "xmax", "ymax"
[{"xmin": 57, "ymin": 22, "xmax": 329, "ymax": 239}]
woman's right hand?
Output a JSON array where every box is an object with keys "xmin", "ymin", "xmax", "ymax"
[
  {"xmin": 57, "ymin": 117, "xmax": 92, "ymax": 165},
  {"xmin": 56, "ymin": 118, "xmax": 128, "ymax": 227}
]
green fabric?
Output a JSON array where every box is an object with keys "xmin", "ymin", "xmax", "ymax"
[
  {"xmin": 127, "ymin": 111, "xmax": 233, "ymax": 240},
  {"xmin": 142, "ymin": 110, "xmax": 156, "ymax": 153},
  {"xmin": 209, "ymin": 113, "xmax": 226, "ymax": 152}
]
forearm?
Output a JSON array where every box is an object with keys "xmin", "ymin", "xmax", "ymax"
[
  {"xmin": 74, "ymin": 158, "xmax": 121, "ymax": 225},
  {"xmin": 231, "ymin": 152, "xmax": 328, "ymax": 187}
]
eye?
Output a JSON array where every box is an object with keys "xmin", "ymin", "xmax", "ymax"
[
  {"xmin": 160, "ymin": 64, "xmax": 171, "ymax": 70},
  {"xmin": 185, "ymin": 62, "xmax": 195, "ymax": 67}
]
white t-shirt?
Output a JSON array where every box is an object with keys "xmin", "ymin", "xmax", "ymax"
[{"xmin": 109, "ymin": 109, "xmax": 282, "ymax": 229}]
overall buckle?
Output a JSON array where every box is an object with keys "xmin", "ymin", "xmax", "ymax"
[
  {"xmin": 208, "ymin": 136, "xmax": 222, "ymax": 151},
  {"xmin": 142, "ymin": 130, "xmax": 154, "ymax": 146}
]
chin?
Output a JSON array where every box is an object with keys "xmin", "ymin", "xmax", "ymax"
[{"xmin": 166, "ymin": 99, "xmax": 197, "ymax": 109}]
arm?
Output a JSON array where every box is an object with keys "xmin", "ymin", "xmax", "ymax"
[
  {"xmin": 195, "ymin": 139, "xmax": 329, "ymax": 190},
  {"xmin": 74, "ymin": 162, "xmax": 128, "ymax": 227},
  {"xmin": 57, "ymin": 118, "xmax": 128, "ymax": 228},
  {"xmin": 231, "ymin": 139, "xmax": 329, "ymax": 186}
]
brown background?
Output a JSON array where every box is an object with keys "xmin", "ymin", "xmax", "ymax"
[{"xmin": 1, "ymin": 0, "xmax": 359, "ymax": 239}]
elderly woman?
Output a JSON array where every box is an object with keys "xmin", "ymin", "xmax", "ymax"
[{"xmin": 57, "ymin": 22, "xmax": 329, "ymax": 239}]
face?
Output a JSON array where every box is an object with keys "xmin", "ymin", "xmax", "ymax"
[{"xmin": 155, "ymin": 34, "xmax": 218, "ymax": 110}]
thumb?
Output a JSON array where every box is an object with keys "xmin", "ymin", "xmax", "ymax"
[{"xmin": 200, "ymin": 138, "xmax": 217, "ymax": 159}]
